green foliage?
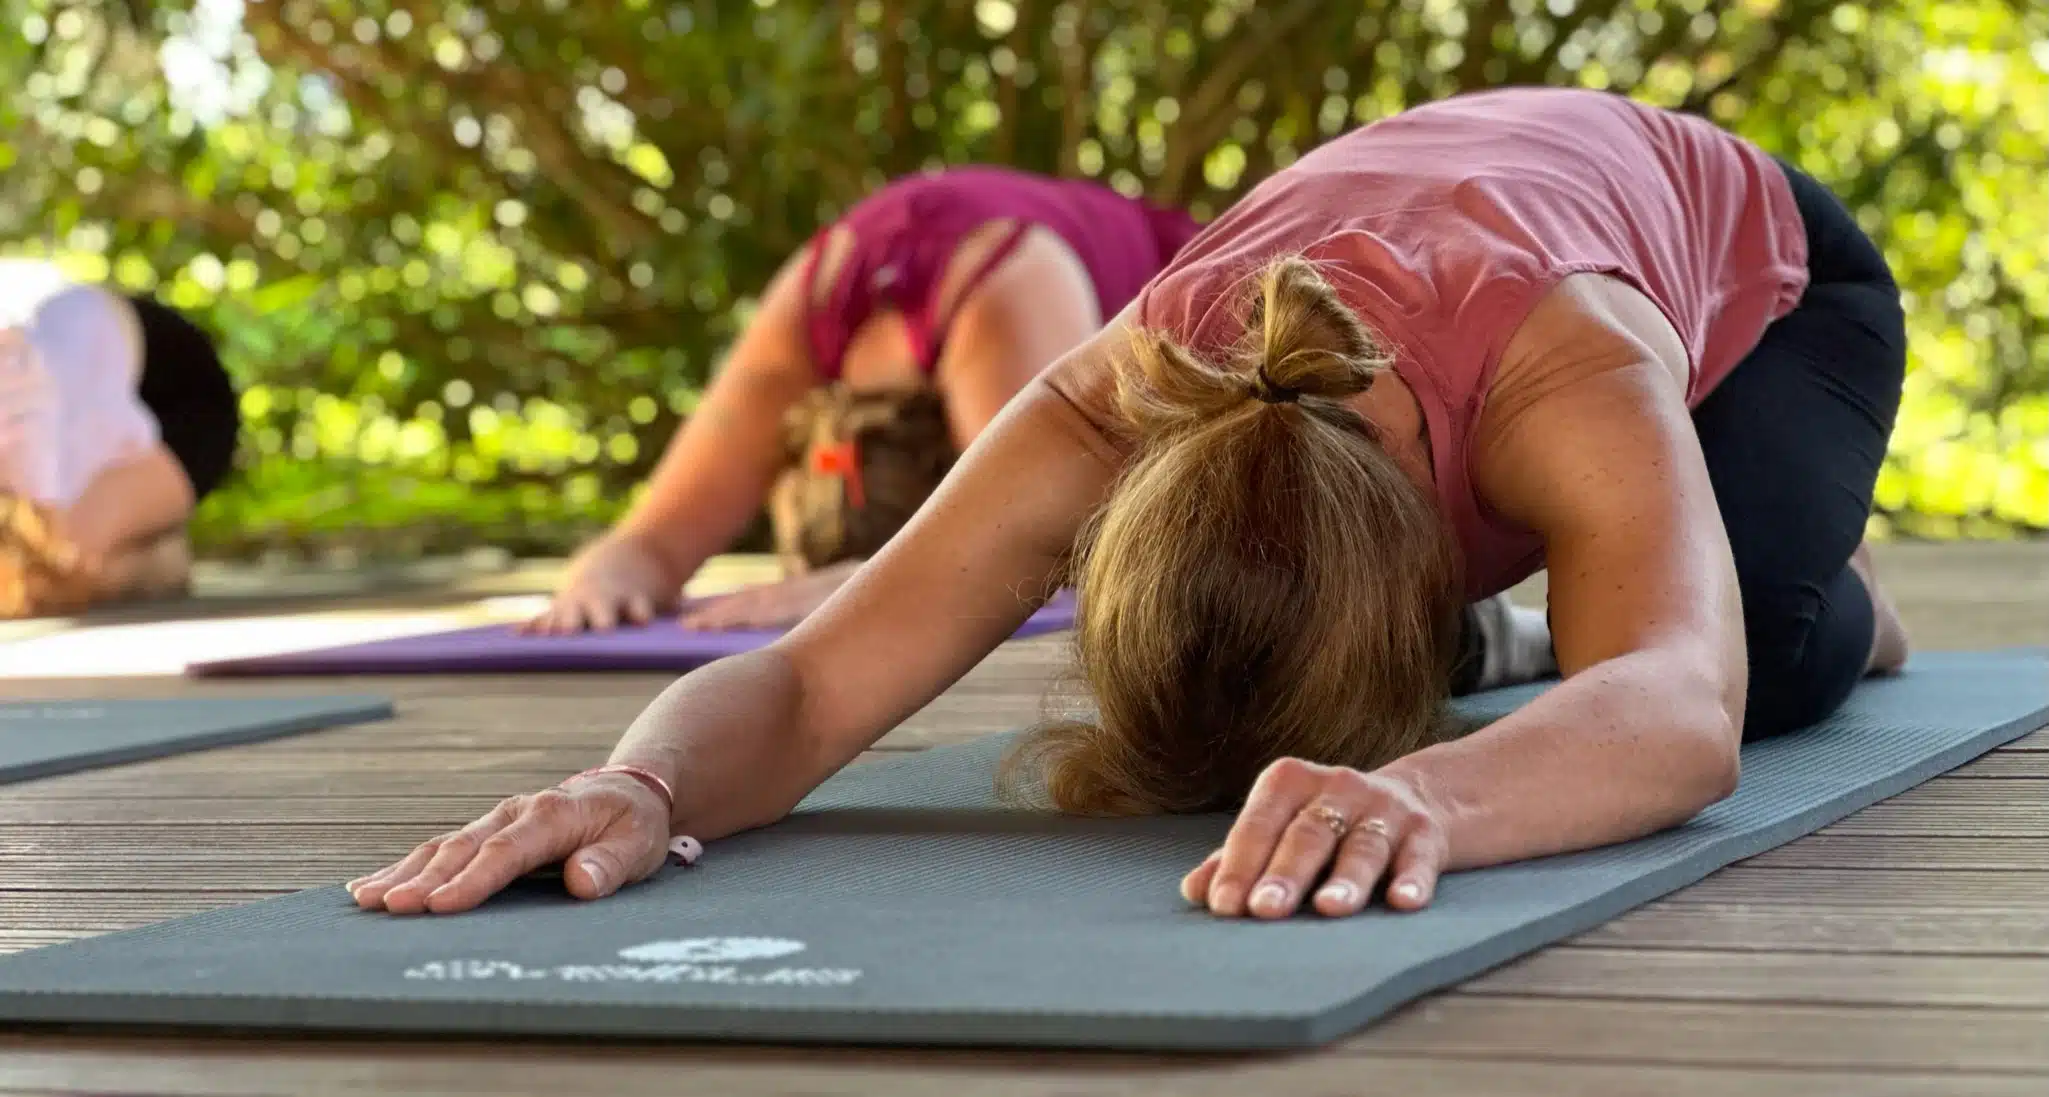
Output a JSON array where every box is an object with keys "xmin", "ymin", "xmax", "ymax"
[{"xmin": 2, "ymin": 0, "xmax": 2043, "ymax": 557}]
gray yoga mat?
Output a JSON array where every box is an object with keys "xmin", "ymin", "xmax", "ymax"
[
  {"xmin": 0, "ymin": 649, "xmax": 2041, "ymax": 1050},
  {"xmin": 0, "ymin": 695, "xmax": 395, "ymax": 785}
]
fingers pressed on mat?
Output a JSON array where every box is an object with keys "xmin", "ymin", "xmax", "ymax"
[
  {"xmin": 625, "ymin": 593, "xmax": 655, "ymax": 626},
  {"xmin": 1249, "ymin": 805, "xmax": 1349, "ymax": 919},
  {"xmin": 347, "ymin": 841, "xmax": 443, "ymax": 907},
  {"xmin": 1180, "ymin": 850, "xmax": 1223, "ymax": 905},
  {"xmin": 379, "ymin": 815, "xmax": 515, "ymax": 913},
  {"xmin": 424, "ymin": 813, "xmax": 578, "ymax": 913},
  {"xmin": 1384, "ymin": 826, "xmax": 1447, "ymax": 911},
  {"xmin": 1208, "ymin": 762, "xmax": 1319, "ymax": 916},
  {"xmin": 1313, "ymin": 821, "xmax": 1397, "ymax": 917}
]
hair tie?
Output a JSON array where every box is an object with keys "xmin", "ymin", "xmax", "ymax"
[{"xmin": 1250, "ymin": 366, "xmax": 1299, "ymax": 405}]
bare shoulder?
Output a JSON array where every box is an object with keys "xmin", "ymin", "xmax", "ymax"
[
  {"xmin": 1498, "ymin": 274, "xmax": 1690, "ymax": 399},
  {"xmin": 1472, "ymin": 273, "xmax": 1705, "ymax": 531},
  {"xmin": 1037, "ymin": 306, "xmax": 1145, "ymax": 464},
  {"xmin": 939, "ymin": 222, "xmax": 1097, "ymax": 320}
]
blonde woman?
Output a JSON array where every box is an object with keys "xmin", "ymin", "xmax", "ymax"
[{"xmin": 352, "ymin": 88, "xmax": 1907, "ymax": 922}]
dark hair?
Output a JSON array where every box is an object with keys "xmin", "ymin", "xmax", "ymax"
[{"xmin": 126, "ymin": 295, "xmax": 240, "ymax": 500}]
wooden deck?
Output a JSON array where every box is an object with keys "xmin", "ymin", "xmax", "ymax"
[{"xmin": 2, "ymin": 542, "xmax": 2047, "ymax": 1096}]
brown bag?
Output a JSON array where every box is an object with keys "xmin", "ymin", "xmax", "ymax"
[{"xmin": 768, "ymin": 385, "xmax": 957, "ymax": 574}]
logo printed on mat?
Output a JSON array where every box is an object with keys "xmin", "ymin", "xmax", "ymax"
[
  {"xmin": 617, "ymin": 937, "xmax": 806, "ymax": 963},
  {"xmin": 403, "ymin": 936, "xmax": 858, "ymax": 988}
]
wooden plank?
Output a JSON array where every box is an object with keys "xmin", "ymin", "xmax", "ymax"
[
  {"xmin": 1466, "ymin": 946, "xmax": 2049, "ymax": 1007},
  {"xmin": 1742, "ymin": 834, "xmax": 2049, "ymax": 871},
  {"xmin": 1668, "ymin": 867, "xmax": 2049, "ymax": 908},
  {"xmin": 2, "ymin": 774, "xmax": 590, "ymax": 799},
  {"xmin": 0, "ymin": 824, "xmax": 440, "ymax": 854},
  {"xmin": 1348, "ymin": 995, "xmax": 2049, "ymax": 1073},
  {"xmin": 1825, "ymin": 799, "xmax": 2049, "ymax": 836},
  {"xmin": 0, "ymin": 1051, "xmax": 2032, "ymax": 1097},
  {"xmin": 0, "ymin": 861, "xmax": 391, "ymax": 890},
  {"xmin": 1578, "ymin": 904, "xmax": 2049, "ymax": 955},
  {"xmin": 3, "ymin": 997, "xmax": 2049, "ymax": 1091},
  {"xmin": 1954, "ymin": 752, "xmax": 2049, "ymax": 776}
]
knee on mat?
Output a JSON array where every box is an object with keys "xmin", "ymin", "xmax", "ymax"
[{"xmin": 1737, "ymin": 581, "xmax": 1859, "ymax": 741}]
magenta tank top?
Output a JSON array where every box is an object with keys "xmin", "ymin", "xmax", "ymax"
[
  {"xmin": 1135, "ymin": 88, "xmax": 1811, "ymax": 600},
  {"xmin": 803, "ymin": 167, "xmax": 1201, "ymax": 379}
]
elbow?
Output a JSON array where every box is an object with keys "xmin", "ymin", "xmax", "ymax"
[
  {"xmin": 1674, "ymin": 684, "xmax": 1743, "ymax": 811},
  {"xmin": 1691, "ymin": 713, "xmax": 1742, "ymax": 806}
]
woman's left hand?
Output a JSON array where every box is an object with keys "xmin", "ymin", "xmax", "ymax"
[
  {"xmin": 677, "ymin": 562, "xmax": 859, "ymax": 631},
  {"xmin": 1181, "ymin": 757, "xmax": 1449, "ymax": 920}
]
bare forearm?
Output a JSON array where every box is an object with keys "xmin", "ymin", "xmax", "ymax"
[
  {"xmin": 60, "ymin": 445, "xmax": 195, "ymax": 564},
  {"xmin": 606, "ymin": 646, "xmax": 832, "ymax": 842},
  {"xmin": 1384, "ymin": 646, "xmax": 1740, "ymax": 872},
  {"xmin": 613, "ymin": 434, "xmax": 777, "ymax": 579}
]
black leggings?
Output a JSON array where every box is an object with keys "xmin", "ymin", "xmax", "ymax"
[
  {"xmin": 1693, "ymin": 159, "xmax": 1906, "ymax": 739},
  {"xmin": 1451, "ymin": 161, "xmax": 1906, "ymax": 739}
]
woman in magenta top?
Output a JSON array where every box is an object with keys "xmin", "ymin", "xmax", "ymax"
[
  {"xmin": 354, "ymin": 89, "xmax": 1911, "ymax": 923},
  {"xmin": 531, "ymin": 166, "xmax": 1202, "ymax": 633}
]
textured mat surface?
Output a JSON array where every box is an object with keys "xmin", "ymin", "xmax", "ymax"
[
  {"xmin": 187, "ymin": 590, "xmax": 1077, "ymax": 677},
  {"xmin": 0, "ymin": 650, "xmax": 2043, "ymax": 1050},
  {"xmin": 0, "ymin": 696, "xmax": 395, "ymax": 784}
]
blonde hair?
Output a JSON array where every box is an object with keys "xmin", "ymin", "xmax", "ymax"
[{"xmin": 1005, "ymin": 256, "xmax": 1464, "ymax": 815}]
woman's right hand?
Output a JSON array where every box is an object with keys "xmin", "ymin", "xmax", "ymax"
[
  {"xmin": 347, "ymin": 773, "xmax": 672, "ymax": 915},
  {"xmin": 523, "ymin": 530, "xmax": 685, "ymax": 634}
]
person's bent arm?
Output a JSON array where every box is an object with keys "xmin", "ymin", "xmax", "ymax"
[
  {"xmin": 357, "ymin": 320, "xmax": 1134, "ymax": 913},
  {"xmin": 60, "ymin": 444, "xmax": 196, "ymax": 564},
  {"xmin": 613, "ymin": 258, "xmax": 820, "ymax": 579},
  {"xmin": 527, "ymin": 257, "xmax": 821, "ymax": 632},
  {"xmin": 1382, "ymin": 278, "xmax": 1747, "ymax": 875},
  {"xmin": 672, "ymin": 226, "xmax": 1107, "ymax": 632}
]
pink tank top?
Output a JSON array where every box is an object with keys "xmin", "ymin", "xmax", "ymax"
[
  {"xmin": 1135, "ymin": 88, "xmax": 1810, "ymax": 600},
  {"xmin": 804, "ymin": 167, "xmax": 1201, "ymax": 380}
]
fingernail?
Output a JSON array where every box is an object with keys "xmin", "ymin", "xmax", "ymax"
[
  {"xmin": 1392, "ymin": 881, "xmax": 1422, "ymax": 903},
  {"xmin": 578, "ymin": 856, "xmax": 609, "ymax": 892},
  {"xmin": 1250, "ymin": 881, "xmax": 1288, "ymax": 914},
  {"xmin": 1317, "ymin": 881, "xmax": 1356, "ymax": 906}
]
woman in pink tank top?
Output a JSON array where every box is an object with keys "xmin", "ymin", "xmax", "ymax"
[
  {"xmin": 531, "ymin": 166, "xmax": 1199, "ymax": 635},
  {"xmin": 353, "ymin": 90, "xmax": 1914, "ymax": 925}
]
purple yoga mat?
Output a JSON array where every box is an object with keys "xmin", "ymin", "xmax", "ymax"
[{"xmin": 187, "ymin": 591, "xmax": 1077, "ymax": 677}]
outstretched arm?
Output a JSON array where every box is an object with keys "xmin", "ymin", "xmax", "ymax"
[
  {"xmin": 526, "ymin": 255, "xmax": 820, "ymax": 633},
  {"xmin": 356, "ymin": 319, "xmax": 1133, "ymax": 913},
  {"xmin": 612, "ymin": 256, "xmax": 820, "ymax": 579},
  {"xmin": 614, "ymin": 322, "xmax": 1130, "ymax": 829}
]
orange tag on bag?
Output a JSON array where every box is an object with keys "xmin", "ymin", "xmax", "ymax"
[{"xmin": 809, "ymin": 440, "xmax": 865, "ymax": 510}]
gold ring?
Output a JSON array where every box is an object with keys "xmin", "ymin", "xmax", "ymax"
[
  {"xmin": 1304, "ymin": 803, "xmax": 1350, "ymax": 836},
  {"xmin": 1355, "ymin": 818, "xmax": 1392, "ymax": 838}
]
